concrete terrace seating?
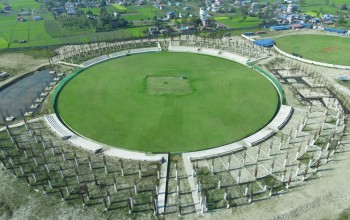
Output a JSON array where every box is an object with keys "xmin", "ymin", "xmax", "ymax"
[
  {"xmin": 69, "ymin": 136, "xmax": 103, "ymax": 153},
  {"xmin": 244, "ymin": 105, "xmax": 293, "ymax": 147},
  {"xmin": 168, "ymin": 45, "xmax": 249, "ymax": 65},
  {"xmin": 44, "ymin": 114, "xmax": 103, "ymax": 153},
  {"xmin": 183, "ymin": 143, "xmax": 245, "ymax": 161},
  {"xmin": 44, "ymin": 116, "xmax": 167, "ymax": 160},
  {"xmin": 81, "ymin": 55, "xmax": 109, "ymax": 68},
  {"xmin": 44, "ymin": 114, "xmax": 74, "ymax": 140},
  {"xmin": 103, "ymin": 148, "xmax": 165, "ymax": 162},
  {"xmin": 169, "ymin": 45, "xmax": 200, "ymax": 53},
  {"xmin": 243, "ymin": 128, "xmax": 276, "ymax": 147},
  {"xmin": 129, "ymin": 47, "xmax": 161, "ymax": 54},
  {"xmin": 268, "ymin": 105, "xmax": 294, "ymax": 130},
  {"xmin": 109, "ymin": 51, "xmax": 127, "ymax": 59},
  {"xmin": 80, "ymin": 47, "xmax": 161, "ymax": 68}
]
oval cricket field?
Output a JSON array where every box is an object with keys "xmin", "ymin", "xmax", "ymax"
[{"xmin": 57, "ymin": 52, "xmax": 279, "ymax": 153}]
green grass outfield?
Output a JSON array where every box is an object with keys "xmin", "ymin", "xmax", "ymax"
[
  {"xmin": 274, "ymin": 34, "xmax": 350, "ymax": 66},
  {"xmin": 57, "ymin": 52, "xmax": 279, "ymax": 153}
]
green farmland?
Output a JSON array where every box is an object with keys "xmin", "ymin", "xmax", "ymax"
[
  {"xmin": 214, "ymin": 16, "xmax": 261, "ymax": 28},
  {"xmin": 8, "ymin": 0, "xmax": 39, "ymax": 10}
]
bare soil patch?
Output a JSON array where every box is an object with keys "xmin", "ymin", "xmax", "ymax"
[
  {"xmin": 322, "ymin": 46, "xmax": 340, "ymax": 52},
  {"xmin": 0, "ymin": 53, "xmax": 47, "ymax": 75}
]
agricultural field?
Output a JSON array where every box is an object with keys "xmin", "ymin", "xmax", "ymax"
[
  {"xmin": 301, "ymin": 5, "xmax": 342, "ymax": 16},
  {"xmin": 8, "ymin": 0, "xmax": 40, "ymax": 11},
  {"xmin": 0, "ymin": 10, "xmax": 62, "ymax": 48},
  {"xmin": 260, "ymin": 0, "xmax": 349, "ymax": 6},
  {"xmin": 80, "ymin": 7, "xmax": 101, "ymax": 15},
  {"xmin": 112, "ymin": 4, "xmax": 128, "ymax": 13},
  {"xmin": 57, "ymin": 52, "xmax": 279, "ymax": 153},
  {"xmin": 274, "ymin": 34, "xmax": 350, "ymax": 66},
  {"xmin": 0, "ymin": 38, "xmax": 7, "ymax": 48},
  {"xmin": 214, "ymin": 15, "xmax": 261, "ymax": 28},
  {"xmin": 303, "ymin": 0, "xmax": 350, "ymax": 6},
  {"xmin": 121, "ymin": 5, "xmax": 162, "ymax": 21}
]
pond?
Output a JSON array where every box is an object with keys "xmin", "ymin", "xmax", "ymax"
[{"xmin": 0, "ymin": 70, "xmax": 53, "ymax": 123}]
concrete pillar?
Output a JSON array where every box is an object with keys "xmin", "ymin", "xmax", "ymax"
[
  {"xmin": 227, "ymin": 154, "xmax": 231, "ymax": 169},
  {"xmin": 286, "ymin": 173, "xmax": 292, "ymax": 189},
  {"xmin": 281, "ymin": 169, "xmax": 286, "ymax": 182},
  {"xmin": 268, "ymin": 141, "xmax": 273, "ymax": 156},
  {"xmin": 134, "ymin": 181, "xmax": 137, "ymax": 194},
  {"xmin": 302, "ymin": 166, "xmax": 309, "ymax": 182},
  {"xmin": 59, "ymin": 165, "xmax": 64, "ymax": 178},
  {"xmin": 237, "ymin": 169, "xmax": 241, "ymax": 184},
  {"xmin": 270, "ymin": 160, "xmax": 275, "ymax": 174},
  {"xmin": 59, "ymin": 188, "xmax": 65, "ymax": 201},
  {"xmin": 295, "ymin": 163, "xmax": 301, "ymax": 176},
  {"xmin": 326, "ymin": 150, "xmax": 331, "ymax": 163},
  {"xmin": 256, "ymin": 146, "xmax": 261, "ymax": 162},
  {"xmin": 283, "ymin": 152, "xmax": 289, "ymax": 167},
  {"xmin": 248, "ymin": 188, "xmax": 253, "ymax": 203},
  {"xmin": 242, "ymin": 152, "xmax": 246, "ymax": 167}
]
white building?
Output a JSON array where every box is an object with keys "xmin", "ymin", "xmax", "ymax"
[
  {"xmin": 199, "ymin": 7, "xmax": 207, "ymax": 26},
  {"xmin": 287, "ymin": 4, "xmax": 298, "ymax": 13}
]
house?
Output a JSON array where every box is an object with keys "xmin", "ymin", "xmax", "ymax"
[
  {"xmin": 52, "ymin": 7, "xmax": 65, "ymax": 15},
  {"xmin": 270, "ymin": 25, "xmax": 291, "ymax": 31},
  {"xmin": 311, "ymin": 18, "xmax": 321, "ymax": 24},
  {"xmin": 65, "ymin": 2, "xmax": 76, "ymax": 15},
  {"xmin": 16, "ymin": 17, "xmax": 26, "ymax": 22},
  {"xmin": 0, "ymin": 72, "xmax": 10, "ymax": 79},
  {"xmin": 155, "ymin": 4, "xmax": 166, "ymax": 10},
  {"xmin": 200, "ymin": 7, "xmax": 208, "ymax": 26},
  {"xmin": 287, "ymin": 4, "xmax": 298, "ymax": 13},
  {"xmin": 287, "ymin": 15, "xmax": 295, "ymax": 24},
  {"xmin": 3, "ymin": 6, "xmax": 11, "ymax": 11},
  {"xmin": 167, "ymin": 11, "xmax": 176, "ymax": 19},
  {"xmin": 324, "ymin": 20, "xmax": 334, "ymax": 25},
  {"xmin": 18, "ymin": 11, "xmax": 30, "ymax": 16},
  {"xmin": 284, "ymin": 0, "xmax": 299, "ymax": 3},
  {"xmin": 291, "ymin": 23, "xmax": 303, "ymax": 29},
  {"xmin": 249, "ymin": 2, "xmax": 260, "ymax": 14},
  {"xmin": 33, "ymin": 15, "xmax": 41, "ymax": 21},
  {"xmin": 324, "ymin": 27, "xmax": 347, "ymax": 34}
]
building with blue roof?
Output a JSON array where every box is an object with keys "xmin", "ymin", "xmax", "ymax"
[{"xmin": 253, "ymin": 39, "xmax": 275, "ymax": 47}]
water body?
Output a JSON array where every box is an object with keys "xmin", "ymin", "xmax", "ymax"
[{"xmin": 0, "ymin": 70, "xmax": 53, "ymax": 123}]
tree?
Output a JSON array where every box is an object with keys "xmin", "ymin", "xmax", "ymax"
[
  {"xmin": 299, "ymin": 0, "xmax": 306, "ymax": 5},
  {"xmin": 336, "ymin": 16, "xmax": 346, "ymax": 27},
  {"xmin": 240, "ymin": 6, "xmax": 248, "ymax": 21},
  {"xmin": 86, "ymin": 10, "xmax": 93, "ymax": 17},
  {"xmin": 324, "ymin": 0, "xmax": 329, "ymax": 5},
  {"xmin": 100, "ymin": 0, "xmax": 106, "ymax": 7},
  {"xmin": 340, "ymin": 4, "xmax": 348, "ymax": 10}
]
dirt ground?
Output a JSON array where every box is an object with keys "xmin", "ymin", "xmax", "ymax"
[
  {"xmin": 0, "ymin": 53, "xmax": 48, "ymax": 74},
  {"xmin": 0, "ymin": 53, "xmax": 49, "ymax": 88}
]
